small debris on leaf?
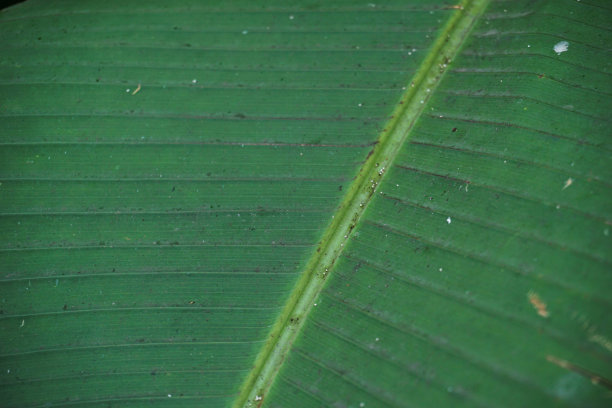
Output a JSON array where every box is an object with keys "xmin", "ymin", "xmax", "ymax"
[
  {"xmin": 528, "ymin": 290, "xmax": 549, "ymax": 318},
  {"xmin": 553, "ymin": 41, "xmax": 569, "ymax": 55}
]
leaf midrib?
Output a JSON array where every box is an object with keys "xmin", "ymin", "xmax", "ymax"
[{"xmin": 233, "ymin": 1, "xmax": 491, "ymax": 406}]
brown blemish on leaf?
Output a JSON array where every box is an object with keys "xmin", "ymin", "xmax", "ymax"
[
  {"xmin": 527, "ymin": 291, "xmax": 549, "ymax": 318},
  {"xmin": 546, "ymin": 355, "xmax": 612, "ymax": 389}
]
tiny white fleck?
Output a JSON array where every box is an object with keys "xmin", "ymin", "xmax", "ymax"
[
  {"xmin": 126, "ymin": 89, "xmax": 130, "ymax": 93},
  {"xmin": 446, "ymin": 217, "xmax": 452, "ymax": 224},
  {"xmin": 360, "ymin": 403, "xmax": 365, "ymax": 407},
  {"xmin": 420, "ymin": 100, "xmax": 424, "ymax": 104},
  {"xmin": 314, "ymin": 303, "xmax": 317, "ymax": 306},
  {"xmin": 439, "ymin": 268, "xmax": 443, "ymax": 272},
  {"xmin": 192, "ymin": 79, "xmax": 197, "ymax": 83},
  {"xmin": 168, "ymin": 394, "xmax": 172, "ymax": 398},
  {"xmin": 255, "ymin": 395, "xmax": 263, "ymax": 401},
  {"xmin": 242, "ymin": 30, "xmax": 248, "ymax": 35},
  {"xmin": 375, "ymin": 337, "xmax": 380, "ymax": 342},
  {"xmin": 604, "ymin": 228, "xmax": 609, "ymax": 236},
  {"xmin": 20, "ymin": 320, "xmax": 24, "ymax": 328},
  {"xmin": 358, "ymin": 103, "xmax": 362, "ymax": 107},
  {"xmin": 553, "ymin": 41, "xmax": 569, "ymax": 55},
  {"xmin": 289, "ymin": 15, "xmax": 294, "ymax": 20},
  {"xmin": 527, "ymin": 44, "xmax": 531, "ymax": 48},
  {"xmin": 562, "ymin": 177, "xmax": 573, "ymax": 190}
]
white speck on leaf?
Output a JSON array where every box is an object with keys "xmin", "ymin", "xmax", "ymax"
[
  {"xmin": 192, "ymin": 79, "xmax": 197, "ymax": 83},
  {"xmin": 255, "ymin": 395, "xmax": 263, "ymax": 401},
  {"xmin": 562, "ymin": 178, "xmax": 573, "ymax": 190},
  {"xmin": 20, "ymin": 320, "xmax": 24, "ymax": 328},
  {"xmin": 242, "ymin": 30, "xmax": 248, "ymax": 35},
  {"xmin": 168, "ymin": 394, "xmax": 172, "ymax": 398},
  {"xmin": 446, "ymin": 217, "xmax": 452, "ymax": 224},
  {"xmin": 553, "ymin": 41, "xmax": 569, "ymax": 55},
  {"xmin": 289, "ymin": 15, "xmax": 294, "ymax": 20}
]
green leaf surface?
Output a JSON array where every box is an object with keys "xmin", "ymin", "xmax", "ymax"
[{"xmin": 1, "ymin": 1, "xmax": 610, "ymax": 407}]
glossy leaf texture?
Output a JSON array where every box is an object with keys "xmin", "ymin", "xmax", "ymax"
[{"xmin": 0, "ymin": 1, "xmax": 610, "ymax": 408}]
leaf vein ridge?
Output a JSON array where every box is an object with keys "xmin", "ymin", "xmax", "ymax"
[{"xmin": 232, "ymin": 1, "xmax": 492, "ymax": 406}]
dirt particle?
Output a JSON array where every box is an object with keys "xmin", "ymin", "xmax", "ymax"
[{"xmin": 528, "ymin": 291, "xmax": 549, "ymax": 318}]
